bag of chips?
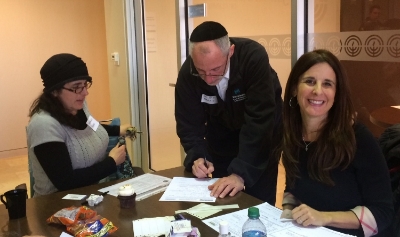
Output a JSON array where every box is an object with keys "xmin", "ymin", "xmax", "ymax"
[
  {"xmin": 67, "ymin": 215, "xmax": 118, "ymax": 237},
  {"xmin": 47, "ymin": 206, "xmax": 117, "ymax": 237},
  {"xmin": 47, "ymin": 206, "xmax": 97, "ymax": 226}
]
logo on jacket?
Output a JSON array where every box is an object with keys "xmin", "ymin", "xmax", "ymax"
[{"xmin": 232, "ymin": 88, "xmax": 246, "ymax": 102}]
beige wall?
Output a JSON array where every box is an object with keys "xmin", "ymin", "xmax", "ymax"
[
  {"xmin": 192, "ymin": 0, "xmax": 292, "ymax": 96},
  {"xmin": 0, "ymin": 0, "xmax": 110, "ymax": 158},
  {"xmin": 192, "ymin": 0, "xmax": 291, "ymax": 35},
  {"xmin": 314, "ymin": 0, "xmax": 341, "ymax": 33}
]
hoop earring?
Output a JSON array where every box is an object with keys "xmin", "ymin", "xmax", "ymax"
[{"xmin": 289, "ymin": 96, "xmax": 298, "ymax": 108}]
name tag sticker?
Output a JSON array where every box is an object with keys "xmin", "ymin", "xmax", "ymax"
[
  {"xmin": 86, "ymin": 116, "xmax": 100, "ymax": 131},
  {"xmin": 201, "ymin": 94, "xmax": 218, "ymax": 104}
]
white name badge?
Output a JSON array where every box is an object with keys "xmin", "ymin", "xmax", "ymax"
[
  {"xmin": 86, "ymin": 115, "xmax": 100, "ymax": 131},
  {"xmin": 201, "ymin": 94, "xmax": 218, "ymax": 104}
]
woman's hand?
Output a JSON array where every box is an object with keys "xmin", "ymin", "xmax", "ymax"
[
  {"xmin": 109, "ymin": 144, "xmax": 126, "ymax": 165},
  {"xmin": 291, "ymin": 204, "xmax": 361, "ymax": 230},
  {"xmin": 291, "ymin": 204, "xmax": 329, "ymax": 227}
]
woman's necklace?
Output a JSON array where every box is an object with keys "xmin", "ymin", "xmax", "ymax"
[{"xmin": 302, "ymin": 136, "xmax": 312, "ymax": 151}]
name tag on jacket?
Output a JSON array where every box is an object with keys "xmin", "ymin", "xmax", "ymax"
[{"xmin": 201, "ymin": 94, "xmax": 218, "ymax": 104}]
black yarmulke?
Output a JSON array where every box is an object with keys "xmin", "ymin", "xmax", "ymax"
[
  {"xmin": 189, "ymin": 21, "xmax": 228, "ymax": 42},
  {"xmin": 40, "ymin": 53, "xmax": 92, "ymax": 93}
]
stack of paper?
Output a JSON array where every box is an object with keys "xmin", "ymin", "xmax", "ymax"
[
  {"xmin": 98, "ymin": 173, "xmax": 172, "ymax": 201},
  {"xmin": 159, "ymin": 177, "xmax": 218, "ymax": 202}
]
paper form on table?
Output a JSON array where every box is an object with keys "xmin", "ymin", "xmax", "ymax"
[{"xmin": 159, "ymin": 177, "xmax": 218, "ymax": 202}]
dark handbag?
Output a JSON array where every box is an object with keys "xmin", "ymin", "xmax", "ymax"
[{"xmin": 99, "ymin": 118, "xmax": 135, "ymax": 183}]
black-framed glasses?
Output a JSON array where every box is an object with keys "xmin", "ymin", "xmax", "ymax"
[
  {"xmin": 62, "ymin": 81, "xmax": 92, "ymax": 94},
  {"xmin": 190, "ymin": 54, "xmax": 229, "ymax": 78}
]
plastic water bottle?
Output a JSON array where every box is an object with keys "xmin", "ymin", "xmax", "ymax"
[
  {"xmin": 218, "ymin": 220, "xmax": 231, "ymax": 237},
  {"xmin": 242, "ymin": 207, "xmax": 267, "ymax": 237}
]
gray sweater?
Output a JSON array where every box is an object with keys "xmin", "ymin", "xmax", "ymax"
[{"xmin": 27, "ymin": 104, "xmax": 109, "ymax": 196}]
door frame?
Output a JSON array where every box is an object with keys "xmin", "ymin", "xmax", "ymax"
[{"xmin": 124, "ymin": 0, "xmax": 309, "ymax": 172}]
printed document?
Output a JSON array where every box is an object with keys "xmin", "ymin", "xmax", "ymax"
[
  {"xmin": 203, "ymin": 202, "xmax": 356, "ymax": 237},
  {"xmin": 98, "ymin": 173, "xmax": 171, "ymax": 201},
  {"xmin": 159, "ymin": 177, "xmax": 218, "ymax": 202}
]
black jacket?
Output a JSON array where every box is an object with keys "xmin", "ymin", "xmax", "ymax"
[
  {"xmin": 175, "ymin": 37, "xmax": 282, "ymax": 188},
  {"xmin": 379, "ymin": 124, "xmax": 400, "ymax": 237}
]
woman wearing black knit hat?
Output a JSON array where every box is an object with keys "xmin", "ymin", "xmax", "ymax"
[{"xmin": 27, "ymin": 53, "xmax": 131, "ymax": 196}]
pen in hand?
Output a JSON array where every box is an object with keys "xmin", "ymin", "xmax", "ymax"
[{"xmin": 204, "ymin": 157, "xmax": 212, "ymax": 178}]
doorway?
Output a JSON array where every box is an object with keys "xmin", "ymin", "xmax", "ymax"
[{"xmin": 136, "ymin": 0, "xmax": 293, "ymax": 171}]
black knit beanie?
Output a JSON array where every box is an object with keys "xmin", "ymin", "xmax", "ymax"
[
  {"xmin": 189, "ymin": 21, "xmax": 228, "ymax": 42},
  {"xmin": 40, "ymin": 53, "xmax": 92, "ymax": 93}
]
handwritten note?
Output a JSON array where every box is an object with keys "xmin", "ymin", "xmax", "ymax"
[{"xmin": 159, "ymin": 177, "xmax": 218, "ymax": 202}]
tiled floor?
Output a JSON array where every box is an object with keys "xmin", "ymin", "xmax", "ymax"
[{"xmin": 0, "ymin": 155, "xmax": 285, "ymax": 208}]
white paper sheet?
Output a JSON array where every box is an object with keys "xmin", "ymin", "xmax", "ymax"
[
  {"xmin": 175, "ymin": 203, "xmax": 239, "ymax": 219},
  {"xmin": 203, "ymin": 202, "xmax": 356, "ymax": 237},
  {"xmin": 98, "ymin": 173, "xmax": 172, "ymax": 201},
  {"xmin": 159, "ymin": 177, "xmax": 218, "ymax": 202},
  {"xmin": 62, "ymin": 194, "xmax": 86, "ymax": 200},
  {"xmin": 60, "ymin": 232, "xmax": 73, "ymax": 237},
  {"xmin": 133, "ymin": 216, "xmax": 175, "ymax": 237}
]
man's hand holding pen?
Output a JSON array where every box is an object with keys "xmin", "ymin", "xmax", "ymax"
[
  {"xmin": 204, "ymin": 157, "xmax": 213, "ymax": 178},
  {"xmin": 192, "ymin": 157, "xmax": 214, "ymax": 179}
]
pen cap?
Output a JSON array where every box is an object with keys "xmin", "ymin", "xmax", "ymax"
[{"xmin": 219, "ymin": 221, "xmax": 229, "ymax": 234}]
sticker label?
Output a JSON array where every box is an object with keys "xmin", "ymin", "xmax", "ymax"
[{"xmin": 201, "ymin": 94, "xmax": 218, "ymax": 104}]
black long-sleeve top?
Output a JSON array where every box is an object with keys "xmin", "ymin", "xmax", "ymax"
[{"xmin": 285, "ymin": 123, "xmax": 394, "ymax": 236}]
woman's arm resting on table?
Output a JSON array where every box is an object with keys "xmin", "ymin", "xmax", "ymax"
[{"xmin": 292, "ymin": 204, "xmax": 361, "ymax": 229}]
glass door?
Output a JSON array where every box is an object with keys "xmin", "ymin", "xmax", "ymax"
[{"xmin": 307, "ymin": 0, "xmax": 400, "ymax": 138}]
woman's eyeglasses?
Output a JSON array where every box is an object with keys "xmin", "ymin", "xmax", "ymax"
[{"xmin": 62, "ymin": 81, "xmax": 92, "ymax": 94}]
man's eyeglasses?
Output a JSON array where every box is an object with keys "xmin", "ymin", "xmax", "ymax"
[
  {"xmin": 62, "ymin": 81, "xmax": 92, "ymax": 94},
  {"xmin": 190, "ymin": 54, "xmax": 229, "ymax": 78}
]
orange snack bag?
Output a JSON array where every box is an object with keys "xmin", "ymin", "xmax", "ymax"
[
  {"xmin": 47, "ymin": 206, "xmax": 97, "ymax": 226},
  {"xmin": 67, "ymin": 215, "xmax": 118, "ymax": 237}
]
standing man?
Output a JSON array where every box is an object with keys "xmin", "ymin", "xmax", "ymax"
[{"xmin": 175, "ymin": 21, "xmax": 283, "ymax": 204}]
